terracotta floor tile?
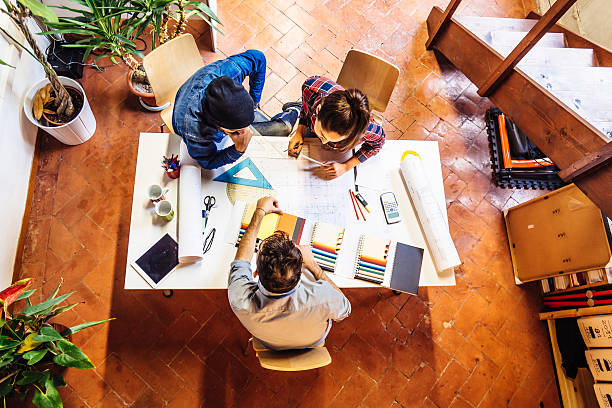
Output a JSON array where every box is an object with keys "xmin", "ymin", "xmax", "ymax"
[
  {"xmin": 329, "ymin": 367, "xmax": 376, "ymax": 407},
  {"xmin": 16, "ymin": 1, "xmax": 560, "ymax": 406}
]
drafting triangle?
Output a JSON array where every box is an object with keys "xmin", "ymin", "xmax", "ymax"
[
  {"xmin": 233, "ymin": 166, "xmax": 257, "ymax": 180},
  {"xmin": 214, "ymin": 158, "xmax": 273, "ymax": 189}
]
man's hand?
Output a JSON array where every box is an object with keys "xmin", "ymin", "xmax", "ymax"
[
  {"xmin": 256, "ymin": 196, "xmax": 282, "ymax": 216},
  {"xmin": 322, "ymin": 162, "xmax": 350, "ymax": 180},
  {"xmin": 229, "ymin": 127, "xmax": 253, "ymax": 153},
  {"xmin": 288, "ymin": 130, "xmax": 304, "ymax": 158}
]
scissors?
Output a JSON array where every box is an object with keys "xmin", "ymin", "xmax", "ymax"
[
  {"xmin": 203, "ymin": 195, "xmax": 216, "ymax": 212},
  {"xmin": 203, "ymin": 228, "xmax": 215, "ymax": 254}
]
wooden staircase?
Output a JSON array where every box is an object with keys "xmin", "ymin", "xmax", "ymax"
[{"xmin": 426, "ymin": 2, "xmax": 612, "ymax": 216}]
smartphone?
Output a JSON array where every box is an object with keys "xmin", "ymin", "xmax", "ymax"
[{"xmin": 380, "ymin": 192, "xmax": 401, "ymax": 224}]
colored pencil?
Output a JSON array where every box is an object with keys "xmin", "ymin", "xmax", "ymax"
[
  {"xmin": 351, "ymin": 190, "xmax": 366, "ymax": 221},
  {"xmin": 349, "ymin": 189, "xmax": 359, "ymax": 220}
]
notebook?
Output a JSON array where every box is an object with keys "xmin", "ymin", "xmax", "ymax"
[
  {"xmin": 354, "ymin": 234, "xmax": 424, "ymax": 294},
  {"xmin": 310, "ymin": 222, "xmax": 345, "ymax": 273},
  {"xmin": 236, "ymin": 204, "xmax": 306, "ymax": 250}
]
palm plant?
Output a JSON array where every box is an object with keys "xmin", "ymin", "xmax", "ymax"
[
  {"xmin": 0, "ymin": 0, "xmax": 76, "ymax": 120},
  {"xmin": 0, "ymin": 278, "xmax": 112, "ymax": 408},
  {"xmin": 44, "ymin": 0, "xmax": 221, "ymax": 82}
]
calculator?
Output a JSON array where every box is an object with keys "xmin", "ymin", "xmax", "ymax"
[{"xmin": 380, "ymin": 192, "xmax": 402, "ymax": 224}]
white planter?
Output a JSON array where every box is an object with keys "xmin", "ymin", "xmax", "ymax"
[{"xmin": 23, "ymin": 76, "xmax": 96, "ymax": 145}]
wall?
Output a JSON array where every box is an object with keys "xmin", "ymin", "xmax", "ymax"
[
  {"xmin": 537, "ymin": 0, "xmax": 612, "ymax": 49},
  {"xmin": 0, "ymin": 15, "xmax": 47, "ymax": 288}
]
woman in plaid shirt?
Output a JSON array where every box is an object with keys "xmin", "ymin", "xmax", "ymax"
[{"xmin": 288, "ymin": 75, "xmax": 386, "ymax": 179}]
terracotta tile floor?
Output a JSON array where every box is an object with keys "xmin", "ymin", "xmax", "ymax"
[{"xmin": 16, "ymin": 0, "xmax": 562, "ymax": 407}]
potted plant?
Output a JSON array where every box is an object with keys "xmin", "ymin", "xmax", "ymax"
[
  {"xmin": 0, "ymin": 0, "xmax": 96, "ymax": 145},
  {"xmin": 44, "ymin": 0, "xmax": 221, "ymax": 110},
  {"xmin": 0, "ymin": 278, "xmax": 112, "ymax": 408}
]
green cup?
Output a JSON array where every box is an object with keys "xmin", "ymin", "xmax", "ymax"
[{"xmin": 154, "ymin": 200, "xmax": 174, "ymax": 221}]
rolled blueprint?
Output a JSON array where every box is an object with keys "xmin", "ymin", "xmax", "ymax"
[
  {"xmin": 178, "ymin": 141, "xmax": 204, "ymax": 263},
  {"xmin": 400, "ymin": 152, "xmax": 461, "ymax": 274}
]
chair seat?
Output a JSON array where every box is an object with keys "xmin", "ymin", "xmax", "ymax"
[
  {"xmin": 250, "ymin": 337, "xmax": 331, "ymax": 371},
  {"xmin": 256, "ymin": 347, "xmax": 332, "ymax": 371}
]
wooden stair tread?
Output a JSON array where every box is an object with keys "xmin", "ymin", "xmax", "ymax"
[
  {"xmin": 520, "ymin": 65, "xmax": 612, "ymax": 92},
  {"xmin": 495, "ymin": 46, "xmax": 595, "ymax": 67},
  {"xmin": 553, "ymin": 91, "xmax": 612, "ymax": 123},
  {"xmin": 455, "ymin": 15, "xmax": 538, "ymax": 32},
  {"xmin": 490, "ymin": 31, "xmax": 565, "ymax": 48}
]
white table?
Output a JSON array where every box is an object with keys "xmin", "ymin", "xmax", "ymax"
[{"xmin": 124, "ymin": 133, "xmax": 456, "ymax": 289}]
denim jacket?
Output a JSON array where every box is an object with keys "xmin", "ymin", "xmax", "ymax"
[{"xmin": 172, "ymin": 50, "xmax": 266, "ymax": 169}]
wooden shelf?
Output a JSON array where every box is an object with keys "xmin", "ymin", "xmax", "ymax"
[
  {"xmin": 546, "ymin": 319, "xmax": 598, "ymax": 407},
  {"xmin": 540, "ymin": 304, "xmax": 612, "ymax": 320}
]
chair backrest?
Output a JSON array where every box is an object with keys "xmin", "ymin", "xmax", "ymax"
[
  {"xmin": 252, "ymin": 338, "xmax": 331, "ymax": 371},
  {"xmin": 142, "ymin": 34, "xmax": 205, "ymax": 107},
  {"xmin": 336, "ymin": 49, "xmax": 400, "ymax": 113}
]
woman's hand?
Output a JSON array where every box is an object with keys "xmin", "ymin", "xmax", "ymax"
[
  {"xmin": 288, "ymin": 127, "xmax": 304, "ymax": 158},
  {"xmin": 322, "ymin": 162, "xmax": 350, "ymax": 179}
]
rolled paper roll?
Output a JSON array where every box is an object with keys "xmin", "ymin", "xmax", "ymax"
[
  {"xmin": 400, "ymin": 151, "xmax": 461, "ymax": 274},
  {"xmin": 178, "ymin": 141, "xmax": 204, "ymax": 263}
]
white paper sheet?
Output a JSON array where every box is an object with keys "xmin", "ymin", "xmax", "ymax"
[
  {"xmin": 400, "ymin": 154, "xmax": 461, "ymax": 274},
  {"xmin": 177, "ymin": 142, "xmax": 204, "ymax": 263}
]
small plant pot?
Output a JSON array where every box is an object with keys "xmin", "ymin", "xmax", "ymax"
[
  {"xmin": 166, "ymin": 168, "xmax": 180, "ymax": 179},
  {"xmin": 127, "ymin": 70, "xmax": 157, "ymax": 107},
  {"xmin": 23, "ymin": 77, "xmax": 96, "ymax": 145}
]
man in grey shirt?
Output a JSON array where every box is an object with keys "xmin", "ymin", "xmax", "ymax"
[{"xmin": 228, "ymin": 196, "xmax": 351, "ymax": 350}]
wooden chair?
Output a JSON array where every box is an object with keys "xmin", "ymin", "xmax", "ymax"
[
  {"xmin": 336, "ymin": 49, "xmax": 400, "ymax": 123},
  {"xmin": 142, "ymin": 34, "xmax": 205, "ymax": 133},
  {"xmin": 243, "ymin": 337, "xmax": 332, "ymax": 371}
]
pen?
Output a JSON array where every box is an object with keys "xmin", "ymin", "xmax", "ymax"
[{"xmin": 299, "ymin": 153, "xmax": 327, "ymax": 166}]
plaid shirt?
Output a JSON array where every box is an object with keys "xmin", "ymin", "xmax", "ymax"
[{"xmin": 298, "ymin": 76, "xmax": 385, "ymax": 162}]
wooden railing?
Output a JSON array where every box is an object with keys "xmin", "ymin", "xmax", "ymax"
[{"xmin": 427, "ymin": 0, "xmax": 578, "ymax": 97}]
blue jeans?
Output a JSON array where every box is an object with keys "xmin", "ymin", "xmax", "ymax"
[{"xmin": 251, "ymin": 109, "xmax": 299, "ymax": 136}]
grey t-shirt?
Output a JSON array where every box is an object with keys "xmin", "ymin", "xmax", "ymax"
[{"xmin": 227, "ymin": 260, "xmax": 351, "ymax": 350}]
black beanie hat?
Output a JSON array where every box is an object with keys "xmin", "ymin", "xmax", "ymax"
[{"xmin": 203, "ymin": 76, "xmax": 254, "ymax": 130}]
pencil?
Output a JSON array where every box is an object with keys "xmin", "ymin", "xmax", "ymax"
[
  {"xmin": 351, "ymin": 190, "xmax": 366, "ymax": 221},
  {"xmin": 349, "ymin": 189, "xmax": 359, "ymax": 220}
]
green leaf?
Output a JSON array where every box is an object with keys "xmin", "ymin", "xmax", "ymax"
[
  {"xmin": 21, "ymin": 293, "xmax": 72, "ymax": 317},
  {"xmin": 16, "ymin": 0, "xmax": 59, "ymax": 23},
  {"xmin": 0, "ymin": 58, "xmax": 15, "ymax": 68},
  {"xmin": 33, "ymin": 327, "xmax": 63, "ymax": 343},
  {"xmin": 0, "ymin": 337, "xmax": 20, "ymax": 351},
  {"xmin": 0, "ymin": 356, "xmax": 13, "ymax": 368},
  {"xmin": 31, "ymin": 379, "xmax": 62, "ymax": 408},
  {"xmin": 16, "ymin": 289, "xmax": 37, "ymax": 301},
  {"xmin": 16, "ymin": 370, "xmax": 45, "ymax": 386},
  {"xmin": 52, "ymin": 339, "xmax": 94, "ymax": 369},
  {"xmin": 24, "ymin": 349, "xmax": 47, "ymax": 365},
  {"xmin": 62, "ymin": 318, "xmax": 113, "ymax": 336}
]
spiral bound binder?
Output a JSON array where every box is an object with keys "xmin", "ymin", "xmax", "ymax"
[
  {"xmin": 354, "ymin": 235, "xmax": 390, "ymax": 284},
  {"xmin": 310, "ymin": 222, "xmax": 345, "ymax": 273},
  {"xmin": 353, "ymin": 234, "xmax": 424, "ymax": 295}
]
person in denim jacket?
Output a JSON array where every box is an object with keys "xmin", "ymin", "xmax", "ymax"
[{"xmin": 172, "ymin": 49, "xmax": 299, "ymax": 169}]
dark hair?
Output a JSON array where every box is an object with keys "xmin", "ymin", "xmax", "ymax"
[
  {"xmin": 317, "ymin": 89, "xmax": 371, "ymax": 152},
  {"xmin": 256, "ymin": 231, "xmax": 302, "ymax": 293}
]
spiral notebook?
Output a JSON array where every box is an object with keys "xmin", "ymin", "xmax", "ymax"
[
  {"xmin": 354, "ymin": 234, "xmax": 424, "ymax": 294},
  {"xmin": 310, "ymin": 222, "xmax": 345, "ymax": 273},
  {"xmin": 236, "ymin": 204, "xmax": 306, "ymax": 250}
]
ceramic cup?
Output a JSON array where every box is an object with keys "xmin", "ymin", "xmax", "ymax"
[
  {"xmin": 147, "ymin": 184, "xmax": 169, "ymax": 202},
  {"xmin": 154, "ymin": 200, "xmax": 174, "ymax": 221}
]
